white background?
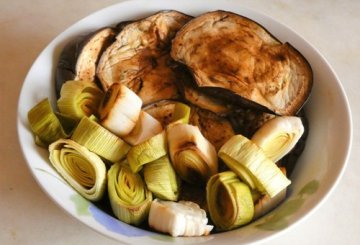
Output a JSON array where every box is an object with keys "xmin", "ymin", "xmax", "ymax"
[{"xmin": 1, "ymin": 0, "xmax": 359, "ymax": 244}]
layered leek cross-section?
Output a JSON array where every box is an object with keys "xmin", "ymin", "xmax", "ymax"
[
  {"xmin": 57, "ymin": 80, "xmax": 104, "ymax": 121},
  {"xmin": 207, "ymin": 171, "xmax": 254, "ymax": 230},
  {"xmin": 167, "ymin": 123, "xmax": 218, "ymax": 184},
  {"xmin": 49, "ymin": 139, "xmax": 107, "ymax": 201},
  {"xmin": 108, "ymin": 161, "xmax": 153, "ymax": 225},
  {"xmin": 28, "ymin": 98, "xmax": 70, "ymax": 146}
]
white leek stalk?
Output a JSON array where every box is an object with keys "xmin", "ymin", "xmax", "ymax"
[
  {"xmin": 49, "ymin": 139, "xmax": 106, "ymax": 201},
  {"xmin": 251, "ymin": 116, "xmax": 304, "ymax": 162},
  {"xmin": 99, "ymin": 83, "xmax": 142, "ymax": 137},
  {"xmin": 124, "ymin": 111, "xmax": 163, "ymax": 146},
  {"xmin": 148, "ymin": 199, "xmax": 213, "ymax": 237}
]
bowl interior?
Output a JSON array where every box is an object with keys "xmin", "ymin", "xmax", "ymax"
[{"xmin": 17, "ymin": 0, "xmax": 352, "ymax": 244}]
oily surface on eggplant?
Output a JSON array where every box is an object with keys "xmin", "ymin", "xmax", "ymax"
[
  {"xmin": 171, "ymin": 10, "xmax": 313, "ymax": 116},
  {"xmin": 96, "ymin": 11, "xmax": 192, "ymax": 105}
]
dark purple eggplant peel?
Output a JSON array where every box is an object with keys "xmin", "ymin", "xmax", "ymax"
[
  {"xmin": 171, "ymin": 10, "xmax": 313, "ymax": 116},
  {"xmin": 55, "ymin": 27, "xmax": 116, "ymax": 98}
]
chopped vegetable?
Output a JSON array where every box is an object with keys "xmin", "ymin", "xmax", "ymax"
[
  {"xmin": 123, "ymin": 111, "xmax": 163, "ymax": 146},
  {"xmin": 127, "ymin": 131, "xmax": 167, "ymax": 173},
  {"xmin": 148, "ymin": 199, "xmax": 213, "ymax": 237},
  {"xmin": 207, "ymin": 171, "xmax": 254, "ymax": 230},
  {"xmin": 143, "ymin": 156, "xmax": 179, "ymax": 201},
  {"xmin": 57, "ymin": 80, "xmax": 104, "ymax": 121},
  {"xmin": 107, "ymin": 161, "xmax": 153, "ymax": 225},
  {"xmin": 219, "ymin": 135, "xmax": 291, "ymax": 197},
  {"xmin": 49, "ymin": 139, "xmax": 107, "ymax": 201},
  {"xmin": 167, "ymin": 123, "xmax": 218, "ymax": 184},
  {"xmin": 99, "ymin": 83, "xmax": 142, "ymax": 137},
  {"xmin": 251, "ymin": 116, "xmax": 304, "ymax": 163},
  {"xmin": 28, "ymin": 98, "xmax": 69, "ymax": 146},
  {"xmin": 170, "ymin": 102, "xmax": 191, "ymax": 124},
  {"xmin": 71, "ymin": 116, "xmax": 130, "ymax": 163}
]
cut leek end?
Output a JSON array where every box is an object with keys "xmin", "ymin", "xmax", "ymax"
[
  {"xmin": 219, "ymin": 134, "xmax": 291, "ymax": 198},
  {"xmin": 148, "ymin": 199, "xmax": 213, "ymax": 237},
  {"xmin": 28, "ymin": 98, "xmax": 69, "ymax": 146},
  {"xmin": 251, "ymin": 116, "xmax": 304, "ymax": 163},
  {"xmin": 167, "ymin": 124, "xmax": 218, "ymax": 184},
  {"xmin": 49, "ymin": 139, "xmax": 107, "ymax": 201},
  {"xmin": 207, "ymin": 171, "xmax": 254, "ymax": 231},
  {"xmin": 108, "ymin": 161, "xmax": 153, "ymax": 225},
  {"xmin": 127, "ymin": 131, "xmax": 167, "ymax": 173},
  {"xmin": 144, "ymin": 156, "xmax": 180, "ymax": 201},
  {"xmin": 57, "ymin": 80, "xmax": 104, "ymax": 121},
  {"xmin": 99, "ymin": 83, "xmax": 142, "ymax": 137},
  {"xmin": 124, "ymin": 111, "xmax": 163, "ymax": 146}
]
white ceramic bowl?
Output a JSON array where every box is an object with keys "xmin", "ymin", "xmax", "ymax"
[{"xmin": 17, "ymin": 0, "xmax": 352, "ymax": 244}]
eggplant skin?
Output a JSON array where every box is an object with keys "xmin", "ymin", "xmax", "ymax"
[
  {"xmin": 171, "ymin": 10, "xmax": 313, "ymax": 116},
  {"xmin": 55, "ymin": 27, "xmax": 116, "ymax": 98},
  {"xmin": 96, "ymin": 11, "xmax": 192, "ymax": 106}
]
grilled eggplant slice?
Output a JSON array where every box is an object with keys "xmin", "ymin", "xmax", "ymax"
[
  {"xmin": 56, "ymin": 27, "xmax": 116, "ymax": 98},
  {"xmin": 174, "ymin": 66, "xmax": 233, "ymax": 115},
  {"xmin": 144, "ymin": 100, "xmax": 234, "ymax": 150},
  {"xmin": 171, "ymin": 10, "xmax": 313, "ymax": 116},
  {"xmin": 96, "ymin": 11, "xmax": 192, "ymax": 105}
]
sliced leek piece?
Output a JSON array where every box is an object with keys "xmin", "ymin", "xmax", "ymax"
[
  {"xmin": 28, "ymin": 98, "xmax": 69, "ymax": 146},
  {"xmin": 167, "ymin": 124, "xmax": 218, "ymax": 184},
  {"xmin": 254, "ymin": 167, "xmax": 287, "ymax": 219},
  {"xmin": 143, "ymin": 156, "xmax": 179, "ymax": 201},
  {"xmin": 206, "ymin": 171, "xmax": 254, "ymax": 230},
  {"xmin": 71, "ymin": 116, "xmax": 130, "ymax": 163},
  {"xmin": 171, "ymin": 102, "xmax": 191, "ymax": 124},
  {"xmin": 108, "ymin": 161, "xmax": 152, "ymax": 225},
  {"xmin": 148, "ymin": 199, "xmax": 213, "ymax": 237},
  {"xmin": 219, "ymin": 135, "xmax": 291, "ymax": 198},
  {"xmin": 49, "ymin": 139, "xmax": 106, "ymax": 201},
  {"xmin": 251, "ymin": 116, "xmax": 304, "ymax": 163},
  {"xmin": 127, "ymin": 131, "xmax": 167, "ymax": 173},
  {"xmin": 57, "ymin": 80, "xmax": 104, "ymax": 121},
  {"xmin": 123, "ymin": 111, "xmax": 163, "ymax": 146},
  {"xmin": 99, "ymin": 83, "xmax": 142, "ymax": 137}
]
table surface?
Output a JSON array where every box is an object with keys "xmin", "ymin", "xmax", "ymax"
[{"xmin": 1, "ymin": 0, "xmax": 359, "ymax": 244}]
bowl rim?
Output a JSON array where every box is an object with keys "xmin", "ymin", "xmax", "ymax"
[{"xmin": 17, "ymin": 0, "xmax": 353, "ymax": 244}]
